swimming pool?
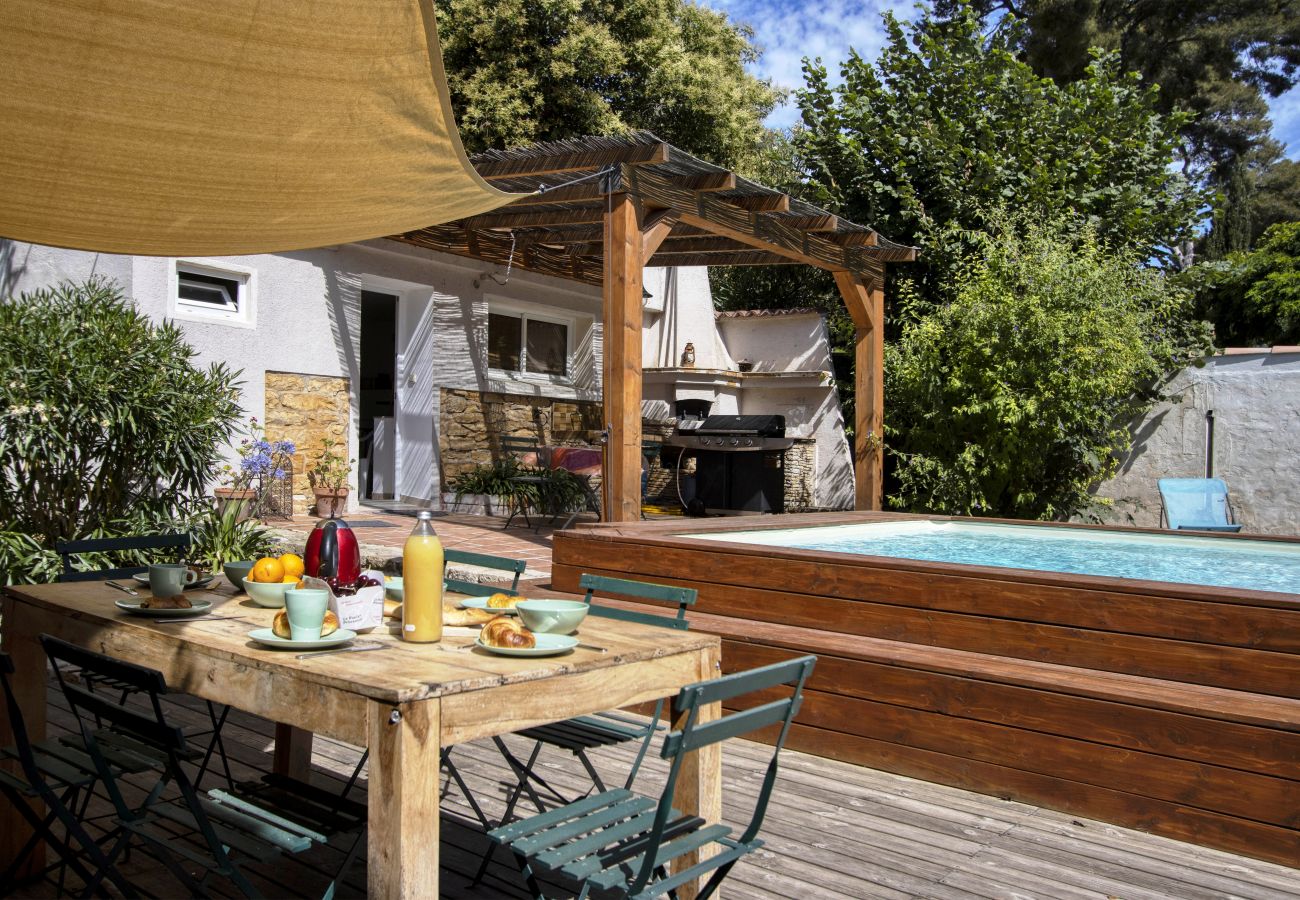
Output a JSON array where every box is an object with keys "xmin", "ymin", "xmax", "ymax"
[{"xmin": 683, "ymin": 519, "xmax": 1300, "ymax": 595}]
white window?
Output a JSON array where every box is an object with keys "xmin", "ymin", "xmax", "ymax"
[
  {"xmin": 169, "ymin": 260, "xmax": 255, "ymax": 326},
  {"xmin": 488, "ymin": 305, "xmax": 573, "ymax": 379}
]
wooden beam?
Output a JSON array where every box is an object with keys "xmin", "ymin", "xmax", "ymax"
[
  {"xmin": 674, "ymin": 173, "xmax": 737, "ymax": 192},
  {"xmin": 834, "ymin": 272, "xmax": 884, "ymax": 511},
  {"xmin": 830, "ymin": 230, "xmax": 879, "ymax": 247},
  {"xmin": 774, "ymin": 213, "xmax": 839, "ymax": 232},
  {"xmin": 726, "ymin": 193, "xmax": 791, "ymax": 213},
  {"xmin": 461, "ymin": 207, "xmax": 606, "ymax": 231},
  {"xmin": 476, "ymin": 142, "xmax": 670, "ymax": 179},
  {"xmin": 641, "ymin": 208, "xmax": 680, "ymax": 266},
  {"xmin": 602, "ymin": 193, "xmax": 645, "ymax": 523},
  {"xmin": 648, "ymin": 251, "xmax": 805, "ymax": 267},
  {"xmin": 391, "ymin": 229, "xmax": 602, "ymax": 286},
  {"xmin": 625, "ymin": 165, "xmax": 882, "ymax": 278}
]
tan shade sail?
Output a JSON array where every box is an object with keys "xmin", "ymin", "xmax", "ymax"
[{"xmin": 0, "ymin": 0, "xmax": 519, "ymax": 256}]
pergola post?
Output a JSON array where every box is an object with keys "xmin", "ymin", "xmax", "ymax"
[
  {"xmin": 602, "ymin": 192, "xmax": 645, "ymax": 522},
  {"xmin": 835, "ymin": 272, "xmax": 885, "ymax": 510}
]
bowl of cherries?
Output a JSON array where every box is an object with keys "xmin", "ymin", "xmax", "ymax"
[{"xmin": 324, "ymin": 574, "xmax": 383, "ymax": 596}]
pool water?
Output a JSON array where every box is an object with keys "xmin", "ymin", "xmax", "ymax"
[{"xmin": 685, "ymin": 520, "xmax": 1300, "ymax": 595}]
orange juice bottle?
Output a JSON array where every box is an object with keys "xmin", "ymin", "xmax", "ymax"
[{"xmin": 401, "ymin": 511, "xmax": 443, "ymax": 642}]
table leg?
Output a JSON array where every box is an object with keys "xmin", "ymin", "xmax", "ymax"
[
  {"xmin": 272, "ymin": 723, "xmax": 314, "ymax": 780},
  {"xmin": 0, "ymin": 594, "xmax": 46, "ymax": 877},
  {"xmin": 366, "ymin": 697, "xmax": 441, "ymax": 899},
  {"xmin": 673, "ymin": 644, "xmax": 723, "ymax": 900}
]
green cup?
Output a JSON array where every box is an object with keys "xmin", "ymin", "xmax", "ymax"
[{"xmin": 284, "ymin": 588, "xmax": 329, "ymax": 641}]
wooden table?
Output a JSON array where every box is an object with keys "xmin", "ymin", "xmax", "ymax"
[{"xmin": 0, "ymin": 580, "xmax": 723, "ymax": 898}]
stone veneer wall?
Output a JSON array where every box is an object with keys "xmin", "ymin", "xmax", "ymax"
[
  {"xmin": 440, "ymin": 389, "xmax": 604, "ymax": 485},
  {"xmin": 264, "ymin": 372, "xmax": 351, "ymax": 516},
  {"xmin": 783, "ymin": 440, "xmax": 816, "ymax": 512}
]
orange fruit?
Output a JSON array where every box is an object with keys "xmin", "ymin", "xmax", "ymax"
[
  {"xmin": 278, "ymin": 552, "xmax": 304, "ymax": 579},
  {"xmin": 281, "ymin": 575, "xmax": 301, "ymax": 584},
  {"xmin": 251, "ymin": 557, "xmax": 284, "ymax": 584}
]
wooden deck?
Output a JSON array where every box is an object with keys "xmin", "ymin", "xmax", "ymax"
[{"xmin": 13, "ymin": 681, "xmax": 1300, "ymax": 899}]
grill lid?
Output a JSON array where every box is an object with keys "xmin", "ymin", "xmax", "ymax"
[{"xmin": 690, "ymin": 414, "xmax": 785, "ymax": 437}]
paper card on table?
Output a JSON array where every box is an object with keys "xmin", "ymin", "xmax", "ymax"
[{"xmin": 300, "ymin": 570, "xmax": 385, "ymax": 633}]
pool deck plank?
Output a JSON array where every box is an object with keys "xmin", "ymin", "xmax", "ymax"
[{"xmin": 14, "ymin": 678, "xmax": 1300, "ymax": 899}]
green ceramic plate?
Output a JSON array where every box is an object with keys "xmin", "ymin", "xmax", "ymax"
[
  {"xmin": 475, "ymin": 632, "xmax": 578, "ymax": 657},
  {"xmin": 461, "ymin": 596, "xmax": 519, "ymax": 615},
  {"xmin": 247, "ymin": 628, "xmax": 357, "ymax": 650},
  {"xmin": 115, "ymin": 598, "xmax": 213, "ymax": 617}
]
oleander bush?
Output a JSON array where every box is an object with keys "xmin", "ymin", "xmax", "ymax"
[{"xmin": 0, "ymin": 277, "xmax": 243, "ymax": 583}]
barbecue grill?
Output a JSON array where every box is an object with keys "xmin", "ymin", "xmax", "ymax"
[
  {"xmin": 666, "ymin": 414, "xmax": 793, "ymax": 451},
  {"xmin": 664, "ymin": 413, "xmax": 791, "ymax": 513}
]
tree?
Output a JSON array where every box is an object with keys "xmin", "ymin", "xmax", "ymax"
[
  {"xmin": 794, "ymin": 5, "xmax": 1201, "ymax": 287},
  {"xmin": 0, "ymin": 278, "xmax": 243, "ymax": 582},
  {"xmin": 935, "ymin": 0, "xmax": 1300, "ymax": 175},
  {"xmin": 887, "ymin": 217, "xmax": 1212, "ymax": 519},
  {"xmin": 433, "ymin": 0, "xmax": 782, "ymax": 170},
  {"xmin": 1183, "ymin": 221, "xmax": 1300, "ymax": 346}
]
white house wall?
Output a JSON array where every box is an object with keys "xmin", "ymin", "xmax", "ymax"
[
  {"xmin": 643, "ymin": 267, "xmax": 732, "ymax": 369},
  {"xmin": 2, "ymin": 238, "xmax": 602, "ymax": 508}
]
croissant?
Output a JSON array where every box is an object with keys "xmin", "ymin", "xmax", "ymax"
[
  {"xmin": 444, "ymin": 604, "xmax": 496, "ymax": 627},
  {"xmin": 273, "ymin": 608, "xmax": 340, "ymax": 639},
  {"xmin": 481, "ymin": 615, "xmax": 535, "ymax": 649},
  {"xmin": 486, "ymin": 592, "xmax": 526, "ymax": 609}
]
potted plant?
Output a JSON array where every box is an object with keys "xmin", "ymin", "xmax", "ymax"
[
  {"xmin": 308, "ymin": 437, "xmax": 353, "ymax": 517},
  {"xmin": 188, "ymin": 501, "xmax": 277, "ymax": 573},
  {"xmin": 447, "ymin": 457, "xmax": 534, "ymax": 516},
  {"xmin": 214, "ymin": 418, "xmax": 295, "ymax": 522}
]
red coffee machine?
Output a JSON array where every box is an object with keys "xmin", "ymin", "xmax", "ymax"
[{"xmin": 303, "ymin": 516, "xmax": 361, "ymax": 584}]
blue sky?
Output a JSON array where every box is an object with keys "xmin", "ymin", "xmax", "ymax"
[{"xmin": 699, "ymin": 0, "xmax": 1300, "ymax": 160}]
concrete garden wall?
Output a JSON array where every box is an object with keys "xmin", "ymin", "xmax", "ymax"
[{"xmin": 1090, "ymin": 349, "xmax": 1300, "ymax": 535}]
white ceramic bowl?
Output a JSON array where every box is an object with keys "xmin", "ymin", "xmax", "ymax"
[
  {"xmin": 516, "ymin": 599, "xmax": 589, "ymax": 634},
  {"xmin": 244, "ymin": 579, "xmax": 294, "ymax": 608}
]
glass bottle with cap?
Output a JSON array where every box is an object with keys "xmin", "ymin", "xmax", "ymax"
[{"xmin": 401, "ymin": 510, "xmax": 443, "ymax": 642}]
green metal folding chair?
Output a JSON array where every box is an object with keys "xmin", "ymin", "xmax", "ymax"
[
  {"xmin": 0, "ymin": 650, "xmax": 149, "ymax": 897},
  {"xmin": 488, "ymin": 654, "xmax": 817, "ymax": 900},
  {"xmin": 42, "ymin": 635, "xmax": 366, "ymax": 900},
  {"xmin": 490, "ymin": 575, "xmax": 698, "ymax": 826},
  {"xmin": 56, "ymin": 532, "xmax": 236, "ymax": 791}
]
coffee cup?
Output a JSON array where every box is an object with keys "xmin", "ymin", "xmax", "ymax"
[
  {"xmin": 149, "ymin": 563, "xmax": 197, "ymax": 598},
  {"xmin": 284, "ymin": 588, "xmax": 330, "ymax": 641}
]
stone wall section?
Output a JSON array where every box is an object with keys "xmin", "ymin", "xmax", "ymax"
[{"xmin": 264, "ymin": 372, "xmax": 351, "ymax": 516}]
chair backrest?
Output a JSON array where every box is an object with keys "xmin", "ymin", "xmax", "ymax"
[
  {"xmin": 579, "ymin": 573, "xmax": 696, "ymax": 631},
  {"xmin": 630, "ymin": 655, "xmax": 816, "ymax": 895},
  {"xmin": 499, "ymin": 435, "xmax": 543, "ymax": 466},
  {"xmin": 56, "ymin": 532, "xmax": 191, "ymax": 582},
  {"xmin": 1157, "ymin": 478, "xmax": 1237, "ymax": 529},
  {"xmin": 444, "ymin": 548, "xmax": 526, "ymax": 596}
]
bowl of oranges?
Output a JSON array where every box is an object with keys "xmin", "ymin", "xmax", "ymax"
[{"xmin": 243, "ymin": 553, "xmax": 306, "ymax": 608}]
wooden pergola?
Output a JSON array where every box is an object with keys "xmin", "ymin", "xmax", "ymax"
[{"xmin": 389, "ymin": 133, "xmax": 916, "ymax": 521}]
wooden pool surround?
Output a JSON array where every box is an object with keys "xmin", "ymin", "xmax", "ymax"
[{"xmin": 551, "ymin": 511, "xmax": 1300, "ymax": 868}]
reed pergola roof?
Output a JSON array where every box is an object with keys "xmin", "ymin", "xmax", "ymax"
[{"xmin": 389, "ymin": 132, "xmax": 915, "ymax": 285}]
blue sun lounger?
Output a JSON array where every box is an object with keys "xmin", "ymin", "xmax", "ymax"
[{"xmin": 1157, "ymin": 478, "xmax": 1243, "ymax": 532}]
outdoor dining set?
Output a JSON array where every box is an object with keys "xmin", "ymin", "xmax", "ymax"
[{"xmin": 0, "ymin": 534, "xmax": 815, "ymax": 899}]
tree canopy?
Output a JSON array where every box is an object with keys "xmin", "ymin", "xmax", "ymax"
[
  {"xmin": 434, "ymin": 0, "xmax": 782, "ymax": 170},
  {"xmin": 1181, "ymin": 221, "xmax": 1300, "ymax": 346},
  {"xmin": 794, "ymin": 5, "xmax": 1201, "ymax": 279}
]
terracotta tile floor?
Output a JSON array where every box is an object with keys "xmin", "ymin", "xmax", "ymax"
[{"xmin": 272, "ymin": 506, "xmax": 583, "ymax": 581}]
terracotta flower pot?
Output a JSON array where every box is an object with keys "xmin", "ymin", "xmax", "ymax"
[
  {"xmin": 313, "ymin": 487, "xmax": 350, "ymax": 518},
  {"xmin": 213, "ymin": 487, "xmax": 256, "ymax": 523}
]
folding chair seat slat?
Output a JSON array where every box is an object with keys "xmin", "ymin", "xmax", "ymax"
[
  {"xmin": 208, "ymin": 789, "xmax": 331, "ymax": 845},
  {"xmin": 622, "ymin": 840, "xmax": 754, "ymax": 900},
  {"xmin": 145, "ymin": 796, "xmax": 296, "ymax": 863},
  {"xmin": 517, "ymin": 717, "xmax": 642, "ymax": 751},
  {"xmin": 489, "ymin": 787, "xmax": 636, "ymax": 844},
  {"xmin": 2, "ymin": 743, "xmax": 93, "ymax": 787},
  {"xmin": 530, "ymin": 802, "xmax": 667, "ymax": 867},
  {"xmin": 584, "ymin": 823, "xmax": 733, "ymax": 891},
  {"xmin": 512, "ymin": 795, "xmax": 656, "ymax": 856}
]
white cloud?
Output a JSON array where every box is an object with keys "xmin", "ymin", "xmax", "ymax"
[{"xmin": 698, "ymin": 0, "xmax": 913, "ymax": 128}]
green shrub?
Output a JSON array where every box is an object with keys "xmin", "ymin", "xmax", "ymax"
[
  {"xmin": 0, "ymin": 277, "xmax": 243, "ymax": 583},
  {"xmin": 886, "ymin": 216, "xmax": 1212, "ymax": 519}
]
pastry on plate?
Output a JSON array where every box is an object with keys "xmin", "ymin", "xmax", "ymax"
[
  {"xmin": 481, "ymin": 615, "xmax": 535, "ymax": 648},
  {"xmin": 142, "ymin": 595, "xmax": 192, "ymax": 610},
  {"xmin": 272, "ymin": 608, "xmax": 340, "ymax": 639},
  {"xmin": 486, "ymin": 592, "xmax": 526, "ymax": 609},
  {"xmin": 443, "ymin": 604, "xmax": 495, "ymax": 627}
]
